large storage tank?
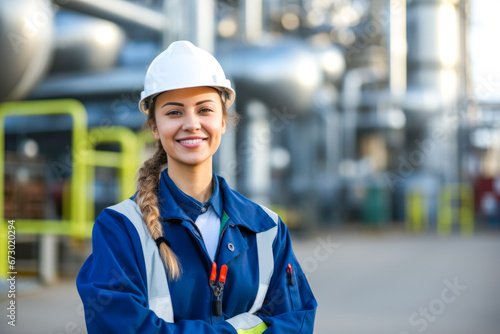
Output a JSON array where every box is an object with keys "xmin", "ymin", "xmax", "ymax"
[{"xmin": 0, "ymin": 0, "xmax": 54, "ymax": 102}]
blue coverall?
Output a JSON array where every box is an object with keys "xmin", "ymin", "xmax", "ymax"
[{"xmin": 77, "ymin": 169, "xmax": 317, "ymax": 333}]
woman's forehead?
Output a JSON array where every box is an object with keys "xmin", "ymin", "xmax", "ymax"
[{"xmin": 156, "ymin": 86, "xmax": 221, "ymax": 104}]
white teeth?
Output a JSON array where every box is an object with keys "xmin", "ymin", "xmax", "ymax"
[{"xmin": 179, "ymin": 139, "xmax": 203, "ymax": 144}]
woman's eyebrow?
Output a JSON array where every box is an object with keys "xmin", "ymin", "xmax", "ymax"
[
  {"xmin": 196, "ymin": 99, "xmax": 215, "ymax": 105},
  {"xmin": 161, "ymin": 102, "xmax": 183, "ymax": 108},
  {"xmin": 161, "ymin": 99, "xmax": 215, "ymax": 109}
]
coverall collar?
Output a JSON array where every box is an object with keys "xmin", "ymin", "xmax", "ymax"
[
  {"xmin": 163, "ymin": 169, "xmax": 223, "ymax": 223},
  {"xmin": 217, "ymin": 177, "xmax": 278, "ymax": 233},
  {"xmin": 157, "ymin": 169, "xmax": 277, "ymax": 233}
]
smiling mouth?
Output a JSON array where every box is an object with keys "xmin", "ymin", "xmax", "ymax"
[{"xmin": 177, "ymin": 138, "xmax": 207, "ymax": 144}]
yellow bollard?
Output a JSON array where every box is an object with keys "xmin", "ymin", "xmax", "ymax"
[
  {"xmin": 405, "ymin": 189, "xmax": 429, "ymax": 233},
  {"xmin": 437, "ymin": 183, "xmax": 474, "ymax": 237}
]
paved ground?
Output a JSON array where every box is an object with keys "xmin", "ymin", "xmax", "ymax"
[
  {"xmin": 1, "ymin": 229, "xmax": 499, "ymax": 334},
  {"xmin": 296, "ymin": 229, "xmax": 500, "ymax": 334}
]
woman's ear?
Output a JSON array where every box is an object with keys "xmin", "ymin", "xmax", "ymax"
[
  {"xmin": 221, "ymin": 116, "xmax": 226, "ymax": 135},
  {"xmin": 151, "ymin": 123, "xmax": 160, "ymax": 140}
]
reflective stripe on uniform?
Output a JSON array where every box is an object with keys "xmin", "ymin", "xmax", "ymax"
[
  {"xmin": 226, "ymin": 313, "xmax": 269, "ymax": 334},
  {"xmin": 227, "ymin": 205, "xmax": 279, "ymax": 333},
  {"xmin": 108, "ymin": 199, "xmax": 174, "ymax": 323},
  {"xmin": 248, "ymin": 225, "xmax": 278, "ymax": 314}
]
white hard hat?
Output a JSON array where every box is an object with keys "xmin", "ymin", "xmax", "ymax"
[{"xmin": 139, "ymin": 40, "xmax": 236, "ymax": 114}]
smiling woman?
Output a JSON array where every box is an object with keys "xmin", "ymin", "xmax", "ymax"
[
  {"xmin": 76, "ymin": 40, "xmax": 317, "ymax": 334},
  {"xmin": 152, "ymin": 87, "xmax": 226, "ymax": 171}
]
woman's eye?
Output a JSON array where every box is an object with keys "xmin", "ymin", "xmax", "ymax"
[
  {"xmin": 166, "ymin": 110, "xmax": 181, "ymax": 116},
  {"xmin": 199, "ymin": 108, "xmax": 213, "ymax": 113}
]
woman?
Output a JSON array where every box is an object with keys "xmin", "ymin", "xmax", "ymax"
[{"xmin": 77, "ymin": 40, "xmax": 317, "ymax": 333}]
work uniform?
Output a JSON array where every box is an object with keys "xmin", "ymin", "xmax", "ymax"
[{"xmin": 77, "ymin": 169, "xmax": 317, "ymax": 333}]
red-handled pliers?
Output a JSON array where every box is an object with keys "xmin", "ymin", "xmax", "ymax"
[{"xmin": 209, "ymin": 262, "xmax": 228, "ymax": 316}]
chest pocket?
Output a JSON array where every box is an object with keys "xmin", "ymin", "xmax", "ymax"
[
  {"xmin": 286, "ymin": 264, "xmax": 301, "ymax": 311},
  {"xmin": 217, "ymin": 216, "xmax": 278, "ymax": 317}
]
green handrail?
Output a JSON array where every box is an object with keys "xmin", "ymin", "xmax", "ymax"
[
  {"xmin": 0, "ymin": 99, "xmax": 89, "ymax": 277},
  {"xmin": 0, "ymin": 101, "xmax": 156, "ymax": 279},
  {"xmin": 84, "ymin": 126, "xmax": 139, "ymax": 220}
]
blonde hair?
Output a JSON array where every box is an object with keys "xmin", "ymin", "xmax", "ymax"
[{"xmin": 136, "ymin": 90, "xmax": 234, "ymax": 281}]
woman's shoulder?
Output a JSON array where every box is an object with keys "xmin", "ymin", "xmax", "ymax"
[
  {"xmin": 94, "ymin": 197, "xmax": 143, "ymax": 235},
  {"xmin": 216, "ymin": 174, "xmax": 281, "ymax": 231}
]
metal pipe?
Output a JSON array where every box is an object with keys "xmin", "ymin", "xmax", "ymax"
[
  {"xmin": 389, "ymin": 0, "xmax": 407, "ymax": 98},
  {"xmin": 243, "ymin": 99, "xmax": 271, "ymax": 205},
  {"xmin": 405, "ymin": 0, "xmax": 461, "ymax": 182},
  {"xmin": 341, "ymin": 67, "xmax": 386, "ymax": 161},
  {"xmin": 192, "ymin": 0, "xmax": 215, "ymax": 53},
  {"xmin": 406, "ymin": 0, "xmax": 460, "ymax": 109},
  {"xmin": 457, "ymin": 0, "xmax": 470, "ymax": 183},
  {"xmin": 52, "ymin": 0, "xmax": 165, "ymax": 33},
  {"xmin": 39, "ymin": 234, "xmax": 58, "ymax": 284},
  {"xmin": 163, "ymin": 0, "xmax": 181, "ymax": 48},
  {"xmin": 240, "ymin": 0, "xmax": 263, "ymax": 42},
  {"xmin": 163, "ymin": 0, "xmax": 215, "ymax": 52}
]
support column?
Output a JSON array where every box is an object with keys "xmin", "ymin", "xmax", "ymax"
[
  {"xmin": 163, "ymin": 0, "xmax": 215, "ymax": 52},
  {"xmin": 244, "ymin": 100, "xmax": 271, "ymax": 205},
  {"xmin": 39, "ymin": 234, "xmax": 58, "ymax": 284}
]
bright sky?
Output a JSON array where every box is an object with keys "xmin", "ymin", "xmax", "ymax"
[{"xmin": 470, "ymin": 0, "xmax": 500, "ymax": 102}]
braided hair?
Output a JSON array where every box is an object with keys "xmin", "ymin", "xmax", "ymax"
[{"xmin": 135, "ymin": 98, "xmax": 181, "ymax": 281}]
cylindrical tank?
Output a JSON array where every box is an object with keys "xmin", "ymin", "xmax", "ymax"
[
  {"xmin": 217, "ymin": 39, "xmax": 324, "ymax": 114},
  {"xmin": 50, "ymin": 11, "xmax": 126, "ymax": 73},
  {"xmin": 405, "ymin": 0, "xmax": 461, "ymax": 181},
  {"xmin": 0, "ymin": 0, "xmax": 54, "ymax": 102},
  {"xmin": 406, "ymin": 0, "xmax": 460, "ymax": 111}
]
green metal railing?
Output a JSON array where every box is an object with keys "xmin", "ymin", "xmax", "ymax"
[
  {"xmin": 0, "ymin": 100, "xmax": 89, "ymax": 277},
  {"xmin": 0, "ymin": 100, "xmax": 156, "ymax": 278},
  {"xmin": 85, "ymin": 126, "xmax": 140, "ymax": 220}
]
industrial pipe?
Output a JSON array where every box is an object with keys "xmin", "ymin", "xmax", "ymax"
[
  {"xmin": 341, "ymin": 67, "xmax": 387, "ymax": 161},
  {"xmin": 52, "ymin": 0, "xmax": 165, "ymax": 33}
]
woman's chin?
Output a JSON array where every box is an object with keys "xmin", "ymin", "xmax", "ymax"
[{"xmin": 169, "ymin": 156, "xmax": 212, "ymax": 169}]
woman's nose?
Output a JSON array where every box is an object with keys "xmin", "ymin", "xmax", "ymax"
[{"xmin": 182, "ymin": 112, "xmax": 201, "ymax": 131}]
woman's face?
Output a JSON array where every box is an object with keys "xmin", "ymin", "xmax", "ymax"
[{"xmin": 152, "ymin": 86, "xmax": 226, "ymax": 170}]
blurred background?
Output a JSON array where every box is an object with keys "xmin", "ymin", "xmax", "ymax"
[{"xmin": 0, "ymin": 0, "xmax": 499, "ymax": 333}]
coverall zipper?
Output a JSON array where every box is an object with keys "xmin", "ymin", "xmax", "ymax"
[
  {"xmin": 187, "ymin": 219, "xmax": 232, "ymax": 322},
  {"xmin": 215, "ymin": 224, "xmax": 231, "ymax": 262}
]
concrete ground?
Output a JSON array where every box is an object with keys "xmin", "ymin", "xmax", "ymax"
[{"xmin": 1, "ymin": 229, "xmax": 499, "ymax": 334}]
